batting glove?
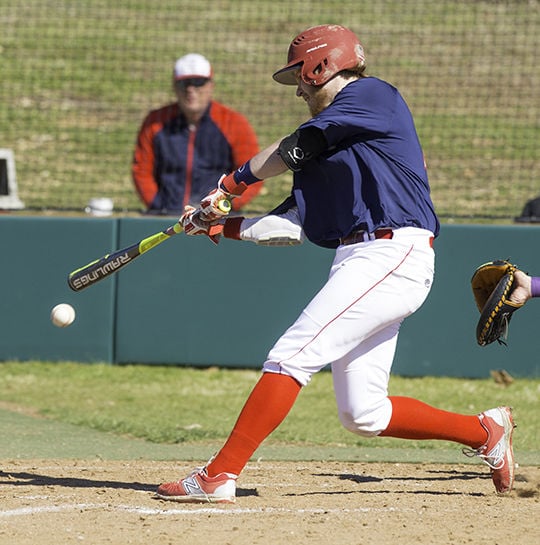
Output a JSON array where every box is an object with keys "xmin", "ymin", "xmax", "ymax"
[
  {"xmin": 200, "ymin": 173, "xmax": 245, "ymax": 221},
  {"xmin": 180, "ymin": 206, "xmax": 223, "ymax": 244}
]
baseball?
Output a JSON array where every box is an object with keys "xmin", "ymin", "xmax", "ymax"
[{"xmin": 50, "ymin": 303, "xmax": 76, "ymax": 328}]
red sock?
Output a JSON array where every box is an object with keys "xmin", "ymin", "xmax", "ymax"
[
  {"xmin": 379, "ymin": 396, "xmax": 488, "ymax": 448},
  {"xmin": 206, "ymin": 372, "xmax": 301, "ymax": 477}
]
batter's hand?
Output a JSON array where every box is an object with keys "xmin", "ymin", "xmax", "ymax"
[
  {"xmin": 199, "ymin": 175, "xmax": 234, "ymax": 221},
  {"xmin": 180, "ymin": 206, "xmax": 223, "ymax": 244}
]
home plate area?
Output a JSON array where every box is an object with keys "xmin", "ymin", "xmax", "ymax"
[{"xmin": 0, "ymin": 460, "xmax": 538, "ymax": 545}]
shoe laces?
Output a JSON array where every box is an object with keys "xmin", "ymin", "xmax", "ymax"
[
  {"xmin": 462, "ymin": 446, "xmax": 505, "ymax": 470},
  {"xmin": 463, "ymin": 416, "xmax": 510, "ymax": 471}
]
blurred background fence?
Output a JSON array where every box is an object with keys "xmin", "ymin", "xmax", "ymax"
[{"xmin": 0, "ymin": 0, "xmax": 538, "ymax": 221}]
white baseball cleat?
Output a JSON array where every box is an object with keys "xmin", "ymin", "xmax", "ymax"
[
  {"xmin": 463, "ymin": 406, "xmax": 516, "ymax": 494},
  {"xmin": 156, "ymin": 466, "xmax": 237, "ymax": 503}
]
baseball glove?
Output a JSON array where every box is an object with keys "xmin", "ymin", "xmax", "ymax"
[{"xmin": 471, "ymin": 260, "xmax": 524, "ymax": 346}]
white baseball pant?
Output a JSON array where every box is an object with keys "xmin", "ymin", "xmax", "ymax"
[{"xmin": 263, "ymin": 227, "xmax": 435, "ymax": 437}]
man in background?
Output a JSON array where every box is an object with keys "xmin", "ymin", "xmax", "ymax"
[{"xmin": 132, "ymin": 53, "xmax": 263, "ymax": 215}]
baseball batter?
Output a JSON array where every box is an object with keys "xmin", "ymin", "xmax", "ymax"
[{"xmin": 157, "ymin": 25, "xmax": 515, "ymax": 503}]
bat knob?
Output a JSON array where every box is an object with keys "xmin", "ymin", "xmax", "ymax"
[{"xmin": 218, "ymin": 199, "xmax": 232, "ymax": 214}]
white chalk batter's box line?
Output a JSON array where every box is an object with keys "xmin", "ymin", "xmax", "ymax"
[{"xmin": 0, "ymin": 503, "xmax": 412, "ymax": 518}]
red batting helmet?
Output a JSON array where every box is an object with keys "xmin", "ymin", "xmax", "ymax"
[{"xmin": 272, "ymin": 24, "xmax": 365, "ymax": 86}]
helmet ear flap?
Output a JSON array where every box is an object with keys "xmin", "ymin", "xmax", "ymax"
[
  {"xmin": 301, "ymin": 55, "xmax": 335, "ymax": 86},
  {"xmin": 312, "ymin": 60, "xmax": 327, "ymax": 76},
  {"xmin": 302, "ymin": 61, "xmax": 324, "ymax": 84}
]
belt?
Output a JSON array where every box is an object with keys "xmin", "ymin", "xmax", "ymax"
[{"xmin": 340, "ymin": 228, "xmax": 394, "ymax": 246}]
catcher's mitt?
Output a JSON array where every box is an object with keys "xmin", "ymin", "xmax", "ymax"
[{"xmin": 471, "ymin": 260, "xmax": 524, "ymax": 346}]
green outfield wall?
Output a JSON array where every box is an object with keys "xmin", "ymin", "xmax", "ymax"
[{"xmin": 1, "ymin": 217, "xmax": 539, "ymax": 377}]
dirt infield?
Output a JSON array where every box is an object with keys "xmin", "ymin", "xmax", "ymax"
[{"xmin": 0, "ymin": 460, "xmax": 538, "ymax": 545}]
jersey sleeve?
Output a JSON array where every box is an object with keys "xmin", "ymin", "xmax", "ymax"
[{"xmin": 223, "ymin": 206, "xmax": 304, "ymax": 246}]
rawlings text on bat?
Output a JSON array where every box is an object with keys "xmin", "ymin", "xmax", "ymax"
[
  {"xmin": 67, "ymin": 222, "xmax": 183, "ymax": 291},
  {"xmin": 68, "ymin": 200, "xmax": 230, "ymax": 291}
]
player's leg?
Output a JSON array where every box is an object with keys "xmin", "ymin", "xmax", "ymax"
[
  {"xmin": 332, "ymin": 323, "xmax": 515, "ymax": 493},
  {"xmin": 206, "ymin": 372, "xmax": 301, "ymax": 477},
  {"xmin": 379, "ymin": 398, "xmax": 515, "ymax": 494},
  {"xmin": 332, "ymin": 333, "xmax": 515, "ymax": 493},
  {"xmin": 209, "ymin": 235, "xmax": 436, "ymax": 470},
  {"xmin": 331, "ymin": 321, "xmax": 398, "ymax": 438},
  {"xmin": 203, "ymin": 248, "xmax": 413, "ymax": 480},
  {"xmin": 328, "ymin": 234, "xmax": 515, "ymax": 493},
  {"xmin": 157, "ymin": 237, "xmax": 428, "ymax": 502},
  {"xmin": 332, "ymin": 329, "xmax": 489, "ymax": 444},
  {"xmin": 156, "ymin": 371, "xmax": 301, "ymax": 503}
]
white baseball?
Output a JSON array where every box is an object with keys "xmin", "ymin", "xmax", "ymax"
[{"xmin": 50, "ymin": 303, "xmax": 76, "ymax": 328}]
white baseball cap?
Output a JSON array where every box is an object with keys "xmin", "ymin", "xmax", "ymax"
[{"xmin": 173, "ymin": 53, "xmax": 212, "ymax": 80}]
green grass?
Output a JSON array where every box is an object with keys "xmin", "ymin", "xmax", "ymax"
[
  {"xmin": 0, "ymin": 1, "xmax": 538, "ymax": 219},
  {"xmin": 0, "ymin": 362, "xmax": 537, "ymax": 455}
]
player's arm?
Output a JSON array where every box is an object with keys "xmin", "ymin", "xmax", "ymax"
[
  {"xmin": 199, "ymin": 127, "xmax": 327, "ymax": 220},
  {"xmin": 249, "ymin": 140, "xmax": 288, "ymax": 178},
  {"xmin": 181, "ymin": 193, "xmax": 304, "ymax": 246},
  {"xmin": 222, "ymin": 201, "xmax": 305, "ymax": 246},
  {"xmin": 232, "ymin": 126, "xmax": 327, "ymax": 183}
]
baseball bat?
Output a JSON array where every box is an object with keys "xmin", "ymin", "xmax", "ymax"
[{"xmin": 67, "ymin": 200, "xmax": 231, "ymax": 292}]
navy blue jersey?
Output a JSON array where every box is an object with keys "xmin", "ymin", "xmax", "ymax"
[{"xmin": 293, "ymin": 77, "xmax": 439, "ymax": 247}]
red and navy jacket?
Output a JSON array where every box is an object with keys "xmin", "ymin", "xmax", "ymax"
[{"xmin": 132, "ymin": 100, "xmax": 263, "ymax": 214}]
